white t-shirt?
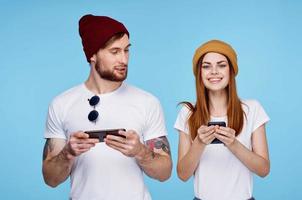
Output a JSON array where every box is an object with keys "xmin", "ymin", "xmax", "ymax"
[
  {"xmin": 44, "ymin": 82, "xmax": 167, "ymax": 200},
  {"xmin": 174, "ymin": 99, "xmax": 269, "ymax": 200}
]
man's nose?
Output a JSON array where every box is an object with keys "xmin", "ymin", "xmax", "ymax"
[{"xmin": 119, "ymin": 52, "xmax": 128, "ymax": 64}]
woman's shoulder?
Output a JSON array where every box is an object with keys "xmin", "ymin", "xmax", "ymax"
[
  {"xmin": 178, "ymin": 102, "xmax": 194, "ymax": 113},
  {"xmin": 241, "ymin": 99, "xmax": 262, "ymax": 107},
  {"xmin": 241, "ymin": 99, "xmax": 266, "ymax": 115}
]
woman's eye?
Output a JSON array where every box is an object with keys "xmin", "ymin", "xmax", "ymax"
[
  {"xmin": 202, "ymin": 65, "xmax": 210, "ymax": 69},
  {"xmin": 218, "ymin": 64, "xmax": 227, "ymax": 68}
]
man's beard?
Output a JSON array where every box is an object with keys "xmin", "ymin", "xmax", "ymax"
[{"xmin": 95, "ymin": 60, "xmax": 128, "ymax": 82}]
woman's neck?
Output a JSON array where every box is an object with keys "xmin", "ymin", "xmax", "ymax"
[{"xmin": 208, "ymin": 90, "xmax": 228, "ymax": 117}]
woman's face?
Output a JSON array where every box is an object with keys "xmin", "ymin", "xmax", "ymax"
[{"xmin": 200, "ymin": 52, "xmax": 230, "ymax": 92}]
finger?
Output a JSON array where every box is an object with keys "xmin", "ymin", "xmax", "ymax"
[
  {"xmin": 219, "ymin": 126, "xmax": 235, "ymax": 134},
  {"xmin": 72, "ymin": 132, "xmax": 89, "ymax": 139},
  {"xmin": 106, "ymin": 143, "xmax": 128, "ymax": 154},
  {"xmin": 72, "ymin": 138, "xmax": 99, "ymax": 144},
  {"xmin": 105, "ymin": 138, "xmax": 128, "ymax": 149},
  {"xmin": 200, "ymin": 133, "xmax": 216, "ymax": 144},
  {"xmin": 198, "ymin": 125, "xmax": 207, "ymax": 130},
  {"xmin": 199, "ymin": 125, "xmax": 215, "ymax": 133},
  {"xmin": 203, "ymin": 128, "xmax": 216, "ymax": 137},
  {"xmin": 87, "ymin": 138, "xmax": 100, "ymax": 144},
  {"xmin": 106, "ymin": 134, "xmax": 126, "ymax": 143},
  {"xmin": 121, "ymin": 130, "xmax": 138, "ymax": 139},
  {"xmin": 198, "ymin": 129, "xmax": 214, "ymax": 141},
  {"xmin": 118, "ymin": 129, "xmax": 128, "ymax": 137},
  {"xmin": 218, "ymin": 126, "xmax": 230, "ymax": 131},
  {"xmin": 214, "ymin": 133, "xmax": 231, "ymax": 144},
  {"xmin": 69, "ymin": 145, "xmax": 93, "ymax": 156},
  {"xmin": 215, "ymin": 128, "xmax": 233, "ymax": 138}
]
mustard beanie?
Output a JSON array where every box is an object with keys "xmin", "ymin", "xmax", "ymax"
[{"xmin": 192, "ymin": 40, "xmax": 238, "ymax": 76}]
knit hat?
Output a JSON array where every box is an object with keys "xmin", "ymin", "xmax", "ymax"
[
  {"xmin": 79, "ymin": 14, "xmax": 129, "ymax": 63},
  {"xmin": 192, "ymin": 40, "xmax": 238, "ymax": 76}
]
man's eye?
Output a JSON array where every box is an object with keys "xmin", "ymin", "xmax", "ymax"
[{"xmin": 111, "ymin": 51, "xmax": 118, "ymax": 54}]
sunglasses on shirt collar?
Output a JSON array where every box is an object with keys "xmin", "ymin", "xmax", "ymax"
[{"xmin": 88, "ymin": 95, "xmax": 100, "ymax": 122}]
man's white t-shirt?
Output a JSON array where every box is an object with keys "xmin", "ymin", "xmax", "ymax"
[
  {"xmin": 44, "ymin": 82, "xmax": 167, "ymax": 200},
  {"xmin": 174, "ymin": 99, "xmax": 269, "ymax": 200}
]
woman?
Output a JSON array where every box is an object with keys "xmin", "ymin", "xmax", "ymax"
[{"xmin": 174, "ymin": 40, "xmax": 270, "ymax": 200}]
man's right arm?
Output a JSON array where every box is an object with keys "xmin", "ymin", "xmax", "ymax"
[
  {"xmin": 42, "ymin": 138, "xmax": 75, "ymax": 187},
  {"xmin": 42, "ymin": 132, "xmax": 99, "ymax": 187}
]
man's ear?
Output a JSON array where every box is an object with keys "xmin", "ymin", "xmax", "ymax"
[{"xmin": 90, "ymin": 54, "xmax": 97, "ymax": 63}]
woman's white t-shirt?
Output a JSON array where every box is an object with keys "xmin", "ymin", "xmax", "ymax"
[{"xmin": 174, "ymin": 99, "xmax": 269, "ymax": 200}]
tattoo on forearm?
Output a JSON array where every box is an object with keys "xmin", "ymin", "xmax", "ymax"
[
  {"xmin": 146, "ymin": 136, "xmax": 171, "ymax": 156},
  {"xmin": 43, "ymin": 139, "xmax": 55, "ymax": 160}
]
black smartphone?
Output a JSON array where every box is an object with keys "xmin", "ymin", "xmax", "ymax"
[
  {"xmin": 207, "ymin": 121, "xmax": 226, "ymax": 144},
  {"xmin": 85, "ymin": 128, "xmax": 126, "ymax": 142}
]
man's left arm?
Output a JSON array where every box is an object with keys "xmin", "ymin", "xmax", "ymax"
[
  {"xmin": 105, "ymin": 130, "xmax": 172, "ymax": 181},
  {"xmin": 136, "ymin": 135, "xmax": 172, "ymax": 181}
]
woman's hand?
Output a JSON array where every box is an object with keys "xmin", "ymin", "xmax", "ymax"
[
  {"xmin": 214, "ymin": 126, "xmax": 237, "ymax": 146},
  {"xmin": 197, "ymin": 125, "xmax": 216, "ymax": 144}
]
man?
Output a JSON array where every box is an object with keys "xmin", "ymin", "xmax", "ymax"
[{"xmin": 42, "ymin": 14, "xmax": 172, "ymax": 200}]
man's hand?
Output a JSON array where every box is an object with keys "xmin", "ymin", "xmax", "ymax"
[
  {"xmin": 42, "ymin": 131, "xmax": 99, "ymax": 187},
  {"xmin": 63, "ymin": 131, "xmax": 99, "ymax": 158},
  {"xmin": 105, "ymin": 130, "xmax": 172, "ymax": 181},
  {"xmin": 104, "ymin": 130, "xmax": 144, "ymax": 157}
]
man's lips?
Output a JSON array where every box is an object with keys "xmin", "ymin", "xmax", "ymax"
[{"xmin": 115, "ymin": 66, "xmax": 127, "ymax": 71}]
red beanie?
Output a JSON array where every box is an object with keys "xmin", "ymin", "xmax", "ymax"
[{"xmin": 79, "ymin": 14, "xmax": 129, "ymax": 63}]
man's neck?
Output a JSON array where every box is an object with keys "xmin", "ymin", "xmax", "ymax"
[{"xmin": 85, "ymin": 72, "xmax": 123, "ymax": 95}]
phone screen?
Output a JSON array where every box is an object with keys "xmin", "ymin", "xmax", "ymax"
[{"xmin": 208, "ymin": 121, "xmax": 226, "ymax": 144}]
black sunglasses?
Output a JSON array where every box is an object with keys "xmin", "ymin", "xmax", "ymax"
[{"xmin": 88, "ymin": 95, "xmax": 100, "ymax": 122}]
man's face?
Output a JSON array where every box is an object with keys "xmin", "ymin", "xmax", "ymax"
[{"xmin": 94, "ymin": 34, "xmax": 130, "ymax": 82}]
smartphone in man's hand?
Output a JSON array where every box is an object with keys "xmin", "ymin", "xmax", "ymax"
[{"xmin": 85, "ymin": 129, "xmax": 126, "ymax": 142}]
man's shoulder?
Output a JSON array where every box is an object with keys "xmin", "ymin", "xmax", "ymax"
[
  {"xmin": 51, "ymin": 84, "xmax": 85, "ymax": 105},
  {"xmin": 124, "ymin": 83, "xmax": 158, "ymax": 101}
]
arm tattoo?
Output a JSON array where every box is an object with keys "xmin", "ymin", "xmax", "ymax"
[
  {"xmin": 146, "ymin": 136, "xmax": 171, "ymax": 156},
  {"xmin": 42, "ymin": 139, "xmax": 55, "ymax": 160}
]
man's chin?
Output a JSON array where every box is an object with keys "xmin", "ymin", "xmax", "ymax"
[
  {"xmin": 113, "ymin": 72, "xmax": 127, "ymax": 81},
  {"xmin": 110, "ymin": 75, "xmax": 127, "ymax": 82}
]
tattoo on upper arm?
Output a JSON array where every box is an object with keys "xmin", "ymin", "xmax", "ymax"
[
  {"xmin": 43, "ymin": 139, "xmax": 55, "ymax": 160},
  {"xmin": 146, "ymin": 136, "xmax": 171, "ymax": 156}
]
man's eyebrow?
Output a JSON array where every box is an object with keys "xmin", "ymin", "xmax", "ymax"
[{"xmin": 126, "ymin": 44, "xmax": 131, "ymax": 48}]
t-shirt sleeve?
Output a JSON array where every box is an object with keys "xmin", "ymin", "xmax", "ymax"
[
  {"xmin": 252, "ymin": 100, "xmax": 270, "ymax": 132},
  {"xmin": 174, "ymin": 105, "xmax": 190, "ymax": 135},
  {"xmin": 143, "ymin": 97, "xmax": 167, "ymax": 141},
  {"xmin": 44, "ymin": 99, "xmax": 67, "ymax": 139}
]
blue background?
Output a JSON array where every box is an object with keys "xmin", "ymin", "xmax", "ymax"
[{"xmin": 0, "ymin": 0, "xmax": 301, "ymax": 199}]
